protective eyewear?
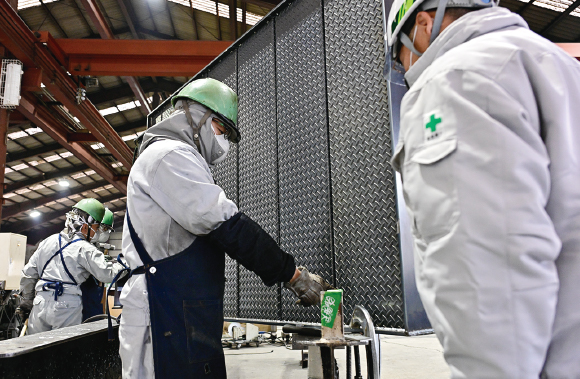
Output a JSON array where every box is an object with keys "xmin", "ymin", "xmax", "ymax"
[{"xmin": 213, "ymin": 118, "xmax": 234, "ymax": 140}]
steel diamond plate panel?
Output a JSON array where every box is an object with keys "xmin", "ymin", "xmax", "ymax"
[
  {"xmin": 323, "ymin": 0, "xmax": 405, "ymax": 329},
  {"xmin": 276, "ymin": 0, "xmax": 333, "ymax": 323},
  {"xmin": 209, "ymin": 51, "xmax": 239, "ymax": 319},
  {"xmin": 237, "ymin": 21, "xmax": 280, "ymax": 320},
  {"xmin": 145, "ymin": 0, "xmax": 426, "ymax": 333}
]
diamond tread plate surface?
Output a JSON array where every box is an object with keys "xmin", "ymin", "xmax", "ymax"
[
  {"xmin": 276, "ymin": 0, "xmax": 333, "ymax": 323},
  {"xmin": 209, "ymin": 51, "xmax": 239, "ymax": 318},
  {"xmin": 323, "ymin": 0, "xmax": 404, "ymax": 329},
  {"xmin": 237, "ymin": 22, "xmax": 280, "ymax": 320}
]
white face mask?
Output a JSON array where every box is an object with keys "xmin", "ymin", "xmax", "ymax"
[
  {"xmin": 97, "ymin": 229, "xmax": 111, "ymax": 243},
  {"xmin": 211, "ymin": 134, "xmax": 230, "ymax": 165}
]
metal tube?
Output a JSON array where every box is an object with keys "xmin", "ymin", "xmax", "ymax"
[
  {"xmin": 346, "ymin": 345, "xmax": 352, "ymax": 379},
  {"xmin": 354, "ymin": 345, "xmax": 363, "ymax": 379}
]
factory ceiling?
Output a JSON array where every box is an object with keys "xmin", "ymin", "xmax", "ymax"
[
  {"xmin": 0, "ymin": 0, "xmax": 577, "ymax": 245},
  {"xmin": 0, "ymin": 0, "xmax": 278, "ymax": 244}
]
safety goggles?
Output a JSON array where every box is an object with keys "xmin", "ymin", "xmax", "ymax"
[
  {"xmin": 98, "ymin": 224, "xmax": 114, "ymax": 234},
  {"xmin": 212, "ymin": 118, "xmax": 235, "ymax": 141}
]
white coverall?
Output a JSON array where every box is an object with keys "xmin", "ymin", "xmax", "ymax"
[
  {"xmin": 391, "ymin": 8, "xmax": 580, "ymax": 379},
  {"xmin": 119, "ymin": 103, "xmax": 238, "ymax": 379},
  {"xmin": 20, "ymin": 232, "xmax": 126, "ymax": 334}
]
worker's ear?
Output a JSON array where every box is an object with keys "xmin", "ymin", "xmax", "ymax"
[
  {"xmin": 418, "ymin": 11, "xmax": 434, "ymax": 34},
  {"xmin": 414, "ymin": 11, "xmax": 435, "ymax": 51},
  {"xmin": 80, "ymin": 223, "xmax": 89, "ymax": 237}
]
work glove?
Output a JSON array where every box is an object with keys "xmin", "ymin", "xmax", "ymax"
[
  {"xmin": 284, "ymin": 266, "xmax": 334, "ymax": 307},
  {"xmin": 17, "ymin": 298, "xmax": 33, "ymax": 320}
]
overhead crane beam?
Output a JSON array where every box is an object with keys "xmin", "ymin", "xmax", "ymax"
[
  {"xmin": 0, "ymin": 1, "xmax": 133, "ymax": 171},
  {"xmin": 17, "ymin": 94, "xmax": 127, "ymax": 193},
  {"xmin": 54, "ymin": 39, "xmax": 232, "ymax": 77}
]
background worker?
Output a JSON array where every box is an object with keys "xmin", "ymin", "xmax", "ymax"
[
  {"xmin": 18, "ymin": 199, "xmax": 127, "ymax": 335},
  {"xmin": 120, "ymin": 78, "xmax": 331, "ymax": 378},
  {"xmin": 387, "ymin": 0, "xmax": 580, "ymax": 377},
  {"xmin": 81, "ymin": 208, "xmax": 116, "ymax": 322}
]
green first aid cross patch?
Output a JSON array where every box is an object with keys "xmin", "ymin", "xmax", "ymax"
[{"xmin": 424, "ymin": 111, "xmax": 443, "ymax": 143}]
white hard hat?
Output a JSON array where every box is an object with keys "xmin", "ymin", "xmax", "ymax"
[{"xmin": 387, "ymin": 0, "xmax": 498, "ymax": 59}]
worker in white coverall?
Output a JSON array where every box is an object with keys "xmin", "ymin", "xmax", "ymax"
[
  {"xmin": 19, "ymin": 199, "xmax": 127, "ymax": 335},
  {"xmin": 119, "ymin": 78, "xmax": 332, "ymax": 379},
  {"xmin": 81, "ymin": 208, "xmax": 117, "ymax": 321},
  {"xmin": 387, "ymin": 0, "xmax": 580, "ymax": 377}
]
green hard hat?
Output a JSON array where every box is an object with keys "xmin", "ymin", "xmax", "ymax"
[
  {"xmin": 72, "ymin": 198, "xmax": 105, "ymax": 223},
  {"xmin": 101, "ymin": 208, "xmax": 114, "ymax": 228},
  {"xmin": 171, "ymin": 78, "xmax": 240, "ymax": 143}
]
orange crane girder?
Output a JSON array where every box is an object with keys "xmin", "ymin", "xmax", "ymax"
[
  {"xmin": 54, "ymin": 39, "xmax": 233, "ymax": 77},
  {"xmin": 0, "ymin": 1, "xmax": 133, "ymax": 188}
]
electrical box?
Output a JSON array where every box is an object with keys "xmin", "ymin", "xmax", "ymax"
[{"xmin": 0, "ymin": 233, "xmax": 27, "ymax": 290}]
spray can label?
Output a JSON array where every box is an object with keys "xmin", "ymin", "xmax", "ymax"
[{"xmin": 321, "ymin": 289, "xmax": 342, "ymax": 328}]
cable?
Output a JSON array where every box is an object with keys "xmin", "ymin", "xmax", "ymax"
[
  {"xmin": 224, "ymin": 350, "xmax": 274, "ymax": 356},
  {"xmin": 82, "ymin": 314, "xmax": 109, "ymax": 324}
]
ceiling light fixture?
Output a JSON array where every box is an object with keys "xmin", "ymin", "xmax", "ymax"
[
  {"xmin": 58, "ymin": 180, "xmax": 70, "ymax": 187},
  {"xmin": 30, "ymin": 210, "xmax": 41, "ymax": 218}
]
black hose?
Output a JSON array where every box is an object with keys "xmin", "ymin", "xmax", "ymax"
[
  {"xmin": 82, "ymin": 314, "xmax": 109, "ymax": 323},
  {"xmin": 354, "ymin": 346, "xmax": 363, "ymax": 379},
  {"xmin": 347, "ymin": 345, "xmax": 352, "ymax": 379}
]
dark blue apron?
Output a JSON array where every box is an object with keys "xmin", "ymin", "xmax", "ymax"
[
  {"xmin": 81, "ymin": 275, "xmax": 104, "ymax": 321},
  {"xmin": 39, "ymin": 235, "xmax": 82, "ymax": 300},
  {"xmin": 126, "ymin": 211, "xmax": 227, "ymax": 378}
]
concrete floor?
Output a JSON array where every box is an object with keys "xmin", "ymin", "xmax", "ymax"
[{"xmin": 224, "ymin": 333, "xmax": 450, "ymax": 379}]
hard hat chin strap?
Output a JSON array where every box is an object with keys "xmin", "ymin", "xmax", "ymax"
[
  {"xmin": 399, "ymin": 32, "xmax": 423, "ymax": 57},
  {"xmin": 398, "ymin": 0, "xmax": 449, "ymax": 59},
  {"xmin": 430, "ymin": 0, "xmax": 450, "ymax": 43},
  {"xmin": 182, "ymin": 100, "xmax": 213, "ymax": 153}
]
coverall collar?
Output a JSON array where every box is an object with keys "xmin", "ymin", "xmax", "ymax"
[{"xmin": 404, "ymin": 7, "xmax": 528, "ymax": 87}]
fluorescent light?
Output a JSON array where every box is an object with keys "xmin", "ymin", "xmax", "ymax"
[
  {"xmin": 58, "ymin": 180, "xmax": 70, "ymax": 187},
  {"xmin": 30, "ymin": 210, "xmax": 41, "ymax": 218}
]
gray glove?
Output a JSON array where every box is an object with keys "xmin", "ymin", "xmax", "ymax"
[
  {"xmin": 17, "ymin": 298, "xmax": 33, "ymax": 320},
  {"xmin": 284, "ymin": 266, "xmax": 334, "ymax": 307}
]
